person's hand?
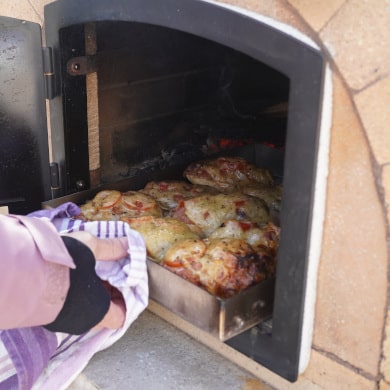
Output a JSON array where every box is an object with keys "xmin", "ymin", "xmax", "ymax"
[
  {"xmin": 93, "ymin": 299, "xmax": 126, "ymax": 330},
  {"xmin": 62, "ymin": 231, "xmax": 129, "ymax": 261},
  {"xmin": 62, "ymin": 231, "xmax": 129, "ymax": 330}
]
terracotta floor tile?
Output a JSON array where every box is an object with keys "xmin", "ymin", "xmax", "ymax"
[
  {"xmin": 304, "ymin": 350, "xmax": 376, "ymax": 389},
  {"xmin": 213, "ymin": 0, "xmax": 310, "ymax": 36},
  {"xmin": 313, "ymin": 73, "xmax": 387, "ymax": 376},
  {"xmin": 0, "ymin": 0, "xmax": 42, "ymax": 24},
  {"xmin": 288, "ymin": 0, "xmax": 346, "ymax": 31},
  {"xmin": 382, "ymin": 165, "xmax": 390, "ymax": 226},
  {"xmin": 380, "ymin": 380, "xmax": 390, "ymax": 390},
  {"xmin": 354, "ymin": 76, "xmax": 390, "ymax": 166},
  {"xmin": 27, "ymin": 0, "xmax": 52, "ymax": 22},
  {"xmin": 320, "ymin": 0, "xmax": 390, "ymax": 91},
  {"xmin": 381, "ymin": 311, "xmax": 390, "ymax": 382}
]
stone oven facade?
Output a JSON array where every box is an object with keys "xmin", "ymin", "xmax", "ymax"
[{"xmin": 2, "ymin": 0, "xmax": 389, "ymax": 388}]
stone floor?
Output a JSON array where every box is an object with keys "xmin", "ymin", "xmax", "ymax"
[{"xmin": 68, "ymin": 310, "xmax": 270, "ymax": 390}]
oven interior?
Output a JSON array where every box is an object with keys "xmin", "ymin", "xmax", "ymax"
[
  {"xmin": 59, "ymin": 22, "xmax": 289, "ymax": 194},
  {"xmin": 53, "ymin": 17, "xmax": 294, "ymax": 372}
]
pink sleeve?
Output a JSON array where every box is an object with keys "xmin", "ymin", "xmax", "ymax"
[{"xmin": 0, "ymin": 215, "xmax": 75, "ymax": 329}]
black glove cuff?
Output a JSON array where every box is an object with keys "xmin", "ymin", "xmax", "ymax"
[{"xmin": 44, "ymin": 236, "xmax": 110, "ymax": 335}]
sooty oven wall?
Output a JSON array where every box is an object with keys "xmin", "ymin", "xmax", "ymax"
[
  {"xmin": 60, "ymin": 22, "xmax": 289, "ymax": 188},
  {"xmin": 95, "ymin": 22, "xmax": 289, "ymax": 183}
]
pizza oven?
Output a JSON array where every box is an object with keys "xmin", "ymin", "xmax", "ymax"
[{"xmin": 0, "ymin": 0, "xmax": 327, "ymax": 382}]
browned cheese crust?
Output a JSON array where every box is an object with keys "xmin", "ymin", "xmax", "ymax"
[
  {"xmin": 184, "ymin": 156, "xmax": 274, "ymax": 191},
  {"xmin": 80, "ymin": 190, "xmax": 163, "ymax": 221},
  {"xmin": 123, "ymin": 216, "xmax": 199, "ymax": 262},
  {"xmin": 78, "ymin": 156, "xmax": 280, "ymax": 297},
  {"xmin": 240, "ymin": 184, "xmax": 282, "ymax": 211},
  {"xmin": 170, "ymin": 192, "xmax": 270, "ymax": 236},
  {"xmin": 141, "ymin": 180, "xmax": 218, "ymax": 211},
  {"xmin": 162, "ymin": 223, "xmax": 279, "ymax": 298}
]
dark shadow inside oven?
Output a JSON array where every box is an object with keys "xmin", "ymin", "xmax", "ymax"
[{"xmin": 95, "ymin": 22, "xmax": 289, "ymax": 184}]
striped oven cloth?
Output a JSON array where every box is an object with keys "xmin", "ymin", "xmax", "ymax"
[
  {"xmin": 0, "ymin": 337, "xmax": 17, "ymax": 387},
  {"xmin": 0, "ymin": 203, "xmax": 148, "ymax": 390}
]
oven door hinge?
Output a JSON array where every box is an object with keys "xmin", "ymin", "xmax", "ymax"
[
  {"xmin": 66, "ymin": 55, "xmax": 97, "ymax": 76},
  {"xmin": 42, "ymin": 46, "xmax": 56, "ymax": 100}
]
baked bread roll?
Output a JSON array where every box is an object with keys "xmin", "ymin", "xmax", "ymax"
[
  {"xmin": 163, "ymin": 236, "xmax": 276, "ymax": 298},
  {"xmin": 123, "ymin": 216, "xmax": 199, "ymax": 262},
  {"xmin": 170, "ymin": 192, "xmax": 269, "ymax": 236},
  {"xmin": 141, "ymin": 180, "xmax": 218, "ymax": 211},
  {"xmin": 79, "ymin": 190, "xmax": 162, "ymax": 221},
  {"xmin": 184, "ymin": 156, "xmax": 274, "ymax": 191}
]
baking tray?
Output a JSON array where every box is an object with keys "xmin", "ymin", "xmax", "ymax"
[
  {"xmin": 43, "ymin": 144, "xmax": 279, "ymax": 340},
  {"xmin": 44, "ymin": 189, "xmax": 276, "ymax": 340},
  {"xmin": 147, "ymin": 259, "xmax": 274, "ymax": 341}
]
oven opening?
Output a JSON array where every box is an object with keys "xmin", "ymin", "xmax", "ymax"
[
  {"xmin": 96, "ymin": 22, "xmax": 288, "ymax": 183},
  {"xmin": 61, "ymin": 18, "xmax": 288, "ymax": 331},
  {"xmin": 52, "ymin": 5, "xmax": 324, "ymax": 380},
  {"xmin": 61, "ymin": 22, "xmax": 289, "ymax": 190}
]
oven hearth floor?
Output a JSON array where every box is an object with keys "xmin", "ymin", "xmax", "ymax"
[{"xmin": 68, "ymin": 310, "xmax": 270, "ymax": 390}]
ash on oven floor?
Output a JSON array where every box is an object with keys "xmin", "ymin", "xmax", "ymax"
[{"xmin": 69, "ymin": 310, "xmax": 271, "ymax": 390}]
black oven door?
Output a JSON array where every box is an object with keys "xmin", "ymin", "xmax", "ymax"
[{"xmin": 0, "ymin": 16, "xmax": 51, "ymax": 214}]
